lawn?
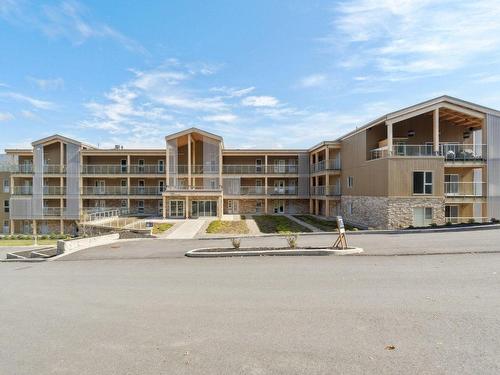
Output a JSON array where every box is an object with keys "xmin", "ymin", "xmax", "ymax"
[
  {"xmin": 206, "ymin": 220, "xmax": 249, "ymax": 234},
  {"xmin": 0, "ymin": 239, "xmax": 58, "ymax": 246},
  {"xmin": 293, "ymin": 215, "xmax": 356, "ymax": 231},
  {"xmin": 253, "ymin": 215, "xmax": 311, "ymax": 234},
  {"xmin": 152, "ymin": 223, "xmax": 173, "ymax": 234}
]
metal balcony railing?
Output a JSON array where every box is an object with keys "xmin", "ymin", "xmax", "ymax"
[
  {"xmin": 311, "ymin": 159, "xmax": 341, "ymax": 173},
  {"xmin": 265, "ymin": 165, "xmax": 298, "ymax": 174},
  {"xmin": 43, "ymin": 186, "xmax": 66, "ymax": 195},
  {"xmin": 222, "ymin": 165, "xmax": 265, "ymax": 174},
  {"xmin": 311, "ymin": 185, "xmax": 342, "ymax": 196},
  {"xmin": 82, "ymin": 186, "xmax": 129, "ymax": 195},
  {"xmin": 238, "ymin": 186, "xmax": 266, "ymax": 195},
  {"xmin": 82, "ymin": 165, "xmax": 126, "ymax": 174},
  {"xmin": 166, "ymin": 185, "xmax": 223, "ymax": 191},
  {"xmin": 43, "ymin": 207, "xmax": 63, "ymax": 217},
  {"xmin": 43, "ymin": 164, "xmax": 66, "ymax": 174},
  {"xmin": 129, "ymin": 186, "xmax": 164, "ymax": 195},
  {"xmin": 13, "ymin": 186, "xmax": 33, "ymax": 195},
  {"xmin": 129, "ymin": 164, "xmax": 165, "ymax": 174},
  {"xmin": 444, "ymin": 182, "xmax": 486, "ymax": 197},
  {"xmin": 370, "ymin": 144, "xmax": 487, "ymax": 161},
  {"xmin": 191, "ymin": 165, "xmax": 220, "ymax": 174},
  {"xmin": 11, "ymin": 164, "xmax": 34, "ymax": 174},
  {"xmin": 268, "ymin": 186, "xmax": 298, "ymax": 196}
]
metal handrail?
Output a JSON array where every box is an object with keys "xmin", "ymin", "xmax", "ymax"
[
  {"xmin": 370, "ymin": 144, "xmax": 487, "ymax": 160},
  {"xmin": 445, "ymin": 216, "xmax": 489, "ymax": 224},
  {"xmin": 129, "ymin": 164, "xmax": 165, "ymax": 174},
  {"xmin": 444, "ymin": 182, "xmax": 486, "ymax": 197},
  {"xmin": 82, "ymin": 186, "xmax": 129, "ymax": 195},
  {"xmin": 82, "ymin": 165, "xmax": 125, "ymax": 174}
]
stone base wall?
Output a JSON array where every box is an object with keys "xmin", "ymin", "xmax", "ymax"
[
  {"xmin": 341, "ymin": 195, "xmax": 446, "ymax": 229},
  {"xmin": 387, "ymin": 197, "xmax": 446, "ymax": 229}
]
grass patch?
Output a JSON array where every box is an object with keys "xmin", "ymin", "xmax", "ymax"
[
  {"xmin": 293, "ymin": 215, "xmax": 356, "ymax": 231},
  {"xmin": 152, "ymin": 223, "xmax": 173, "ymax": 234},
  {"xmin": 0, "ymin": 239, "xmax": 58, "ymax": 246},
  {"xmin": 206, "ymin": 220, "xmax": 249, "ymax": 234},
  {"xmin": 253, "ymin": 215, "xmax": 311, "ymax": 234}
]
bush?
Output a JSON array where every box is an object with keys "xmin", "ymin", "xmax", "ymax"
[
  {"xmin": 468, "ymin": 218, "xmax": 475, "ymax": 224},
  {"xmin": 429, "ymin": 223, "xmax": 438, "ymax": 228},
  {"xmin": 445, "ymin": 221, "xmax": 452, "ymax": 226},
  {"xmin": 491, "ymin": 218, "xmax": 499, "ymax": 224},
  {"xmin": 407, "ymin": 225, "xmax": 414, "ymax": 229},
  {"xmin": 49, "ymin": 233, "xmax": 57, "ymax": 240},
  {"xmin": 230, "ymin": 237, "xmax": 241, "ymax": 249},
  {"xmin": 40, "ymin": 235, "xmax": 49, "ymax": 240},
  {"xmin": 286, "ymin": 234, "xmax": 298, "ymax": 249}
]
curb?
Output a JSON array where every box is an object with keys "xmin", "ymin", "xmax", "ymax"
[{"xmin": 185, "ymin": 246, "xmax": 364, "ymax": 257}]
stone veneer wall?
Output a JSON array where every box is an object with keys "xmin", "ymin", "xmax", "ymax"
[
  {"xmin": 341, "ymin": 195, "xmax": 446, "ymax": 229},
  {"xmin": 387, "ymin": 197, "xmax": 445, "ymax": 229}
]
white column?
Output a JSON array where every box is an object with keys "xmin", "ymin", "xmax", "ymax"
[
  {"xmin": 162, "ymin": 196, "xmax": 167, "ymax": 218},
  {"xmin": 187, "ymin": 134, "xmax": 192, "ymax": 188},
  {"xmin": 433, "ymin": 108, "xmax": 440, "ymax": 154},
  {"xmin": 166, "ymin": 144, "xmax": 170, "ymax": 187},
  {"xmin": 386, "ymin": 121, "xmax": 393, "ymax": 156}
]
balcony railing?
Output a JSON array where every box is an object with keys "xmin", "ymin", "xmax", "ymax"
[
  {"xmin": 43, "ymin": 207, "xmax": 63, "ymax": 217},
  {"xmin": 191, "ymin": 165, "xmax": 219, "ymax": 174},
  {"xmin": 266, "ymin": 165, "xmax": 298, "ymax": 174},
  {"xmin": 444, "ymin": 182, "xmax": 486, "ymax": 197},
  {"xmin": 11, "ymin": 164, "xmax": 33, "ymax": 174},
  {"xmin": 82, "ymin": 186, "xmax": 129, "ymax": 195},
  {"xmin": 13, "ymin": 186, "xmax": 33, "ymax": 195},
  {"xmin": 129, "ymin": 164, "xmax": 165, "ymax": 174},
  {"xmin": 370, "ymin": 144, "xmax": 487, "ymax": 160},
  {"xmin": 311, "ymin": 159, "xmax": 341, "ymax": 173},
  {"xmin": 238, "ymin": 186, "xmax": 266, "ymax": 195},
  {"xmin": 43, "ymin": 164, "xmax": 66, "ymax": 174},
  {"xmin": 12, "ymin": 186, "xmax": 66, "ymax": 195},
  {"xmin": 311, "ymin": 185, "xmax": 342, "ymax": 196},
  {"xmin": 268, "ymin": 186, "xmax": 298, "ymax": 196},
  {"xmin": 82, "ymin": 165, "xmax": 126, "ymax": 174},
  {"xmin": 222, "ymin": 165, "xmax": 265, "ymax": 174},
  {"xmin": 166, "ymin": 185, "xmax": 223, "ymax": 192},
  {"xmin": 129, "ymin": 186, "xmax": 165, "ymax": 195}
]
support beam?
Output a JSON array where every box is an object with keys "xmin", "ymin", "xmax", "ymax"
[
  {"xmin": 10, "ymin": 220, "xmax": 14, "ymax": 235},
  {"xmin": 187, "ymin": 134, "xmax": 192, "ymax": 188},
  {"xmin": 162, "ymin": 196, "xmax": 167, "ymax": 218},
  {"xmin": 166, "ymin": 144, "xmax": 169, "ymax": 187},
  {"xmin": 32, "ymin": 220, "xmax": 37, "ymax": 236},
  {"xmin": 433, "ymin": 108, "xmax": 440, "ymax": 154},
  {"xmin": 185, "ymin": 197, "xmax": 189, "ymax": 218},
  {"xmin": 386, "ymin": 121, "xmax": 393, "ymax": 156},
  {"xmin": 60, "ymin": 219, "xmax": 64, "ymax": 234},
  {"xmin": 264, "ymin": 198, "xmax": 268, "ymax": 214}
]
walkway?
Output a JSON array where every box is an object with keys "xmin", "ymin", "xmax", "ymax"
[{"xmin": 164, "ymin": 218, "xmax": 208, "ymax": 239}]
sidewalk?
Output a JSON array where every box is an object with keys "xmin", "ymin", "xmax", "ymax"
[{"xmin": 165, "ymin": 218, "xmax": 208, "ymax": 239}]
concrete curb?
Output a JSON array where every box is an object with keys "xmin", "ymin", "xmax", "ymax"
[
  {"xmin": 198, "ymin": 223, "xmax": 500, "ymax": 240},
  {"xmin": 185, "ymin": 246, "xmax": 364, "ymax": 257}
]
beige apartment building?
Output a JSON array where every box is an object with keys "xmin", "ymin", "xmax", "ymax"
[{"xmin": 1, "ymin": 95, "xmax": 499, "ymax": 234}]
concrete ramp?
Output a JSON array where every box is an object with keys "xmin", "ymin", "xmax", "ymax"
[{"xmin": 165, "ymin": 219, "xmax": 207, "ymax": 239}]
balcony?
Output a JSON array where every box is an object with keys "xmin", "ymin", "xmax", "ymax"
[
  {"xmin": 268, "ymin": 186, "xmax": 298, "ymax": 196},
  {"xmin": 13, "ymin": 186, "xmax": 33, "ymax": 195},
  {"xmin": 191, "ymin": 165, "xmax": 219, "ymax": 174},
  {"xmin": 444, "ymin": 182, "xmax": 486, "ymax": 197},
  {"xmin": 129, "ymin": 164, "xmax": 165, "ymax": 174},
  {"xmin": 445, "ymin": 216, "xmax": 490, "ymax": 224},
  {"xmin": 311, "ymin": 185, "xmax": 341, "ymax": 196},
  {"xmin": 82, "ymin": 165, "xmax": 126, "ymax": 174},
  {"xmin": 82, "ymin": 186, "xmax": 129, "ymax": 195},
  {"xmin": 129, "ymin": 186, "xmax": 164, "ymax": 195},
  {"xmin": 222, "ymin": 165, "xmax": 265, "ymax": 174},
  {"xmin": 370, "ymin": 144, "xmax": 486, "ymax": 161},
  {"xmin": 238, "ymin": 186, "xmax": 266, "ymax": 195},
  {"xmin": 11, "ymin": 164, "xmax": 34, "ymax": 174},
  {"xmin": 42, "ymin": 207, "xmax": 63, "ymax": 217},
  {"xmin": 311, "ymin": 159, "xmax": 341, "ymax": 173},
  {"xmin": 43, "ymin": 164, "xmax": 66, "ymax": 174},
  {"xmin": 12, "ymin": 186, "xmax": 66, "ymax": 195}
]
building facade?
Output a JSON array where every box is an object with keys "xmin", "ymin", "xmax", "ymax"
[{"xmin": 1, "ymin": 95, "xmax": 499, "ymax": 234}]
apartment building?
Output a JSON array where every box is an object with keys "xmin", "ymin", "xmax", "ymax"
[{"xmin": 1, "ymin": 95, "xmax": 499, "ymax": 234}]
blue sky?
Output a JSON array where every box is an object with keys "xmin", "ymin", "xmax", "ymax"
[{"xmin": 1, "ymin": 0, "xmax": 500, "ymax": 151}]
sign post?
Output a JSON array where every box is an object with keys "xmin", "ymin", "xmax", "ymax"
[{"xmin": 333, "ymin": 216, "xmax": 348, "ymax": 249}]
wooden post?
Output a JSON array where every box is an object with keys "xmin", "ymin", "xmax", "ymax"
[
  {"xmin": 433, "ymin": 108, "xmax": 440, "ymax": 155},
  {"xmin": 162, "ymin": 196, "xmax": 167, "ymax": 218},
  {"xmin": 185, "ymin": 196, "xmax": 189, "ymax": 218},
  {"xmin": 387, "ymin": 121, "xmax": 393, "ymax": 156},
  {"xmin": 10, "ymin": 219, "xmax": 14, "ymax": 235},
  {"xmin": 60, "ymin": 219, "xmax": 64, "ymax": 234},
  {"xmin": 187, "ymin": 134, "xmax": 192, "ymax": 188}
]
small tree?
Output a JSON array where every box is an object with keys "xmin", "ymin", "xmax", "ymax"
[
  {"xmin": 286, "ymin": 234, "xmax": 298, "ymax": 249},
  {"xmin": 230, "ymin": 237, "xmax": 241, "ymax": 249}
]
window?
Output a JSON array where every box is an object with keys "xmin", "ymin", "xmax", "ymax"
[
  {"xmin": 3, "ymin": 220, "xmax": 9, "ymax": 234},
  {"xmin": 256, "ymin": 200, "xmax": 262, "ymax": 213},
  {"xmin": 121, "ymin": 200, "xmax": 127, "ymax": 208},
  {"xmin": 347, "ymin": 202, "xmax": 353, "ymax": 215},
  {"xmin": 347, "ymin": 176, "xmax": 354, "ymax": 188},
  {"xmin": 4, "ymin": 200, "xmax": 9, "ymax": 213},
  {"xmin": 158, "ymin": 160, "xmax": 165, "ymax": 173},
  {"xmin": 3, "ymin": 178, "xmax": 9, "ymax": 193},
  {"xmin": 445, "ymin": 205, "xmax": 459, "ymax": 223},
  {"xmin": 413, "ymin": 171, "xmax": 433, "ymax": 194}
]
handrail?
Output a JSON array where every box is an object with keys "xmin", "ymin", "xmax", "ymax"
[
  {"xmin": 370, "ymin": 143, "xmax": 487, "ymax": 160},
  {"xmin": 444, "ymin": 182, "xmax": 486, "ymax": 197}
]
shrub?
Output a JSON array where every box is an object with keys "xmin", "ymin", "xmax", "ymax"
[
  {"xmin": 468, "ymin": 218, "xmax": 475, "ymax": 224},
  {"xmin": 445, "ymin": 221, "xmax": 452, "ymax": 226},
  {"xmin": 491, "ymin": 218, "xmax": 499, "ymax": 224},
  {"xmin": 49, "ymin": 233, "xmax": 57, "ymax": 240},
  {"xmin": 429, "ymin": 223, "xmax": 438, "ymax": 228},
  {"xmin": 286, "ymin": 234, "xmax": 298, "ymax": 249},
  {"xmin": 230, "ymin": 237, "xmax": 241, "ymax": 249},
  {"xmin": 40, "ymin": 235, "xmax": 49, "ymax": 240},
  {"xmin": 407, "ymin": 225, "xmax": 414, "ymax": 229}
]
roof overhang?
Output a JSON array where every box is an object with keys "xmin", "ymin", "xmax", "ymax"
[
  {"xmin": 165, "ymin": 127, "xmax": 223, "ymax": 145},
  {"xmin": 31, "ymin": 134, "xmax": 95, "ymax": 149},
  {"xmin": 338, "ymin": 95, "xmax": 500, "ymax": 141}
]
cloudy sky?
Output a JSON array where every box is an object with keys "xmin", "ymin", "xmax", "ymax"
[{"xmin": 1, "ymin": 0, "xmax": 500, "ymax": 150}]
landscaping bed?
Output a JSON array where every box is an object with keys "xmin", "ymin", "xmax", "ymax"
[
  {"xmin": 186, "ymin": 246, "xmax": 363, "ymax": 257},
  {"xmin": 152, "ymin": 223, "xmax": 173, "ymax": 234},
  {"xmin": 206, "ymin": 220, "xmax": 249, "ymax": 234},
  {"xmin": 253, "ymin": 215, "xmax": 311, "ymax": 233},
  {"xmin": 293, "ymin": 215, "xmax": 356, "ymax": 231}
]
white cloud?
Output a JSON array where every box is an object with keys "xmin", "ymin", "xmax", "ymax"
[
  {"xmin": 0, "ymin": 112, "xmax": 14, "ymax": 121},
  {"xmin": 241, "ymin": 95, "xmax": 279, "ymax": 107},
  {"xmin": 210, "ymin": 86, "xmax": 255, "ymax": 98},
  {"xmin": 0, "ymin": 0, "xmax": 146, "ymax": 53},
  {"xmin": 202, "ymin": 114, "xmax": 238, "ymax": 123},
  {"xmin": 0, "ymin": 92, "xmax": 56, "ymax": 110},
  {"xmin": 27, "ymin": 76, "xmax": 64, "ymax": 90},
  {"xmin": 299, "ymin": 74, "xmax": 327, "ymax": 88},
  {"xmin": 20, "ymin": 110, "xmax": 37, "ymax": 119},
  {"xmin": 332, "ymin": 0, "xmax": 500, "ymax": 76}
]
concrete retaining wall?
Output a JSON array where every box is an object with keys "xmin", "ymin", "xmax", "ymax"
[{"xmin": 57, "ymin": 233, "xmax": 119, "ymax": 254}]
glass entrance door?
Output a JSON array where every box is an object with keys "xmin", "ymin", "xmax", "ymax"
[
  {"xmin": 169, "ymin": 200, "xmax": 185, "ymax": 218},
  {"xmin": 191, "ymin": 200, "xmax": 217, "ymax": 217}
]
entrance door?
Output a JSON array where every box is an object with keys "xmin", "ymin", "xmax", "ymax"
[
  {"xmin": 137, "ymin": 200, "xmax": 144, "ymax": 214},
  {"xmin": 413, "ymin": 207, "xmax": 432, "ymax": 227},
  {"xmin": 274, "ymin": 180, "xmax": 285, "ymax": 194},
  {"xmin": 227, "ymin": 200, "xmax": 239, "ymax": 214},
  {"xmin": 95, "ymin": 180, "xmax": 105, "ymax": 195},
  {"xmin": 274, "ymin": 159, "xmax": 286, "ymax": 173},
  {"xmin": 255, "ymin": 179, "xmax": 263, "ymax": 194},
  {"xmin": 444, "ymin": 174, "xmax": 459, "ymax": 195},
  {"xmin": 192, "ymin": 200, "xmax": 217, "ymax": 217},
  {"xmin": 169, "ymin": 200, "xmax": 185, "ymax": 218},
  {"xmin": 273, "ymin": 200, "xmax": 285, "ymax": 214}
]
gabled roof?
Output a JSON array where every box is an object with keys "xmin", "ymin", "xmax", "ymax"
[
  {"xmin": 338, "ymin": 95, "xmax": 500, "ymax": 142},
  {"xmin": 165, "ymin": 127, "xmax": 223, "ymax": 144},
  {"xmin": 31, "ymin": 134, "xmax": 95, "ymax": 148}
]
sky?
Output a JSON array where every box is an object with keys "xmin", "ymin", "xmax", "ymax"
[{"xmin": 1, "ymin": 0, "xmax": 500, "ymax": 151}]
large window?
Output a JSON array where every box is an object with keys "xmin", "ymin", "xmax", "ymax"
[
  {"xmin": 413, "ymin": 171, "xmax": 433, "ymax": 194},
  {"xmin": 3, "ymin": 178, "xmax": 9, "ymax": 193}
]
